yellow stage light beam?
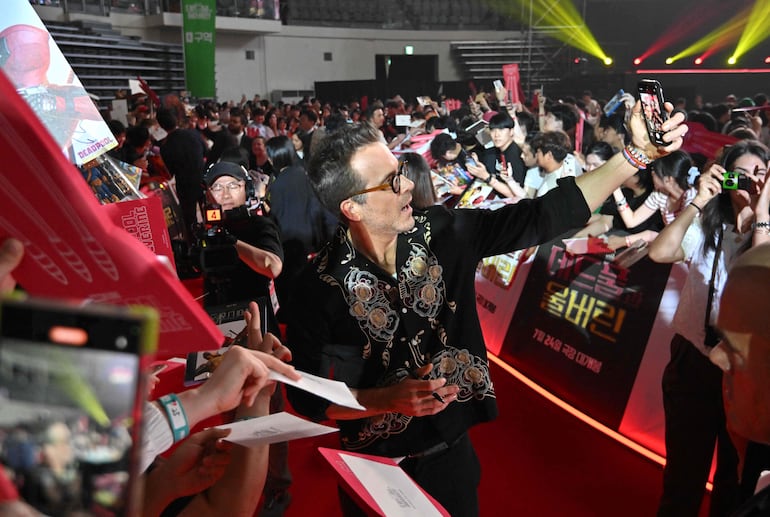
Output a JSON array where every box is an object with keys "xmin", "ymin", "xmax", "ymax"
[
  {"xmin": 532, "ymin": 0, "xmax": 612, "ymax": 63},
  {"xmin": 665, "ymin": 6, "xmax": 750, "ymax": 63},
  {"xmin": 52, "ymin": 348, "xmax": 111, "ymax": 426},
  {"xmin": 730, "ymin": 0, "xmax": 770, "ymax": 62},
  {"xmin": 484, "ymin": 0, "xmax": 612, "ymax": 63}
]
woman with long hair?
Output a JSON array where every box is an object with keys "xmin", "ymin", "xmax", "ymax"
[
  {"xmin": 574, "ymin": 149, "xmax": 664, "ymax": 245},
  {"xmin": 583, "ymin": 141, "xmax": 615, "ymax": 173},
  {"xmin": 612, "ymin": 150, "xmax": 696, "ymax": 229},
  {"xmin": 399, "ymin": 152, "xmax": 438, "ymax": 210},
  {"xmin": 648, "ymin": 139, "xmax": 770, "ymax": 516},
  {"xmin": 267, "ymin": 109, "xmax": 281, "ymax": 138},
  {"xmin": 264, "ymin": 136, "xmax": 335, "ymax": 317}
]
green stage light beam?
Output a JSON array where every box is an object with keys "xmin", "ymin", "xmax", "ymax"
[
  {"xmin": 666, "ymin": 6, "xmax": 750, "ymax": 63},
  {"xmin": 730, "ymin": 0, "xmax": 770, "ymax": 62}
]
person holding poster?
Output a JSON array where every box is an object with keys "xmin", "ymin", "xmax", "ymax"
[
  {"xmin": 479, "ymin": 111, "xmax": 527, "ymax": 192},
  {"xmin": 286, "ymin": 102, "xmax": 687, "ymax": 516}
]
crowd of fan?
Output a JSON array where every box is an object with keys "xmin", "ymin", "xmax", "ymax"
[
  {"xmin": 104, "ymin": 86, "xmax": 769, "ymax": 252},
  {"xmin": 25, "ymin": 83, "xmax": 769, "ymax": 517}
]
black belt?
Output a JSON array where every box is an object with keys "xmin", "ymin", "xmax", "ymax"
[{"xmin": 406, "ymin": 433, "xmax": 465, "ymax": 459}]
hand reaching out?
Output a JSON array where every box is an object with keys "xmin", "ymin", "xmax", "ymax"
[
  {"xmin": 465, "ymin": 154, "xmax": 490, "ymax": 180},
  {"xmin": 242, "ymin": 301, "xmax": 291, "ymax": 361},
  {"xmin": 194, "ymin": 303, "xmax": 300, "ymax": 418},
  {"xmin": 142, "ymin": 428, "xmax": 234, "ymax": 516},
  {"xmin": 151, "ymin": 428, "xmax": 233, "ymax": 498},
  {"xmin": 754, "ymin": 162, "xmax": 770, "ymax": 217},
  {"xmin": 499, "ymin": 161, "xmax": 512, "ymax": 180},
  {"xmin": 0, "ymin": 238, "xmax": 23, "ymax": 294}
]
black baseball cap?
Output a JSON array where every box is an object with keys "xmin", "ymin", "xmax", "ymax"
[{"xmin": 203, "ymin": 161, "xmax": 248, "ymax": 186}]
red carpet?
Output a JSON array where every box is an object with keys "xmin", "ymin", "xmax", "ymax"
[{"xmin": 282, "ymin": 359, "xmax": 712, "ymax": 516}]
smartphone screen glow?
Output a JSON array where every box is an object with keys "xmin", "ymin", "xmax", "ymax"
[{"xmin": 0, "ymin": 339, "xmax": 139, "ymax": 516}]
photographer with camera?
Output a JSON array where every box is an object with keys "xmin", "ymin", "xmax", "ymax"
[
  {"xmin": 648, "ymin": 140, "xmax": 770, "ymax": 516},
  {"xmin": 198, "ymin": 161, "xmax": 293, "ymax": 515},
  {"xmin": 197, "ymin": 161, "xmax": 283, "ymax": 306}
]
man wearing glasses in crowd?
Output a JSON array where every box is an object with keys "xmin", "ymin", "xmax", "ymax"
[
  {"xmin": 285, "ymin": 104, "xmax": 688, "ymax": 516},
  {"xmin": 201, "ymin": 161, "xmax": 283, "ymax": 305}
]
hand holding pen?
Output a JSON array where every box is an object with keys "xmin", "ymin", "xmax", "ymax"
[
  {"xmin": 329, "ymin": 363, "xmax": 459, "ymax": 420},
  {"xmin": 409, "ymin": 364, "xmax": 446, "ymax": 403},
  {"xmin": 383, "ymin": 363, "xmax": 459, "ymax": 417}
]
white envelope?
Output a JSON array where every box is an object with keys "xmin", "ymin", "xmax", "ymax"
[
  {"xmin": 269, "ymin": 369, "xmax": 366, "ymax": 411},
  {"xmin": 215, "ymin": 412, "xmax": 337, "ymax": 447}
]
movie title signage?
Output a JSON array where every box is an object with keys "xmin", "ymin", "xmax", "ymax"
[{"xmin": 502, "ymin": 238, "xmax": 671, "ymax": 428}]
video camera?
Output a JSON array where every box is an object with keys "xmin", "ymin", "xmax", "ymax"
[
  {"xmin": 173, "ymin": 203, "xmax": 253, "ymax": 281},
  {"xmin": 191, "ymin": 204, "xmax": 245, "ymax": 277}
]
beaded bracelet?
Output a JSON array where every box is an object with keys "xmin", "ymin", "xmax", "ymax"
[
  {"xmin": 617, "ymin": 202, "xmax": 629, "ymax": 212},
  {"xmin": 622, "ymin": 145, "xmax": 653, "ymax": 169},
  {"xmin": 621, "ymin": 148, "xmax": 645, "ymax": 169},
  {"xmin": 158, "ymin": 393, "xmax": 189, "ymax": 443},
  {"xmin": 753, "ymin": 221, "xmax": 770, "ymax": 234}
]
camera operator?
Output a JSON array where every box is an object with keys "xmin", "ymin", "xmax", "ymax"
[
  {"xmin": 199, "ymin": 162, "xmax": 283, "ymax": 306},
  {"xmin": 198, "ymin": 161, "xmax": 292, "ymax": 515}
]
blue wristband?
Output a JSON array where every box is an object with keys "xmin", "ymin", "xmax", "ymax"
[{"xmin": 158, "ymin": 394, "xmax": 189, "ymax": 443}]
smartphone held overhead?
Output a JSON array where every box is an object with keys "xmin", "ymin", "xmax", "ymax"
[{"xmin": 637, "ymin": 79, "xmax": 668, "ymax": 146}]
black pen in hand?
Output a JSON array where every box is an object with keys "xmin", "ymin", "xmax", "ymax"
[{"xmin": 409, "ymin": 367, "xmax": 446, "ymax": 404}]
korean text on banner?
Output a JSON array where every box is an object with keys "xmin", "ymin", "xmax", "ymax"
[{"xmin": 181, "ymin": 0, "xmax": 216, "ymax": 99}]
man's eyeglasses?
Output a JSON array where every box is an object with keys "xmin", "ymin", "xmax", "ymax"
[
  {"xmin": 349, "ymin": 161, "xmax": 406, "ymax": 197},
  {"xmin": 209, "ymin": 181, "xmax": 244, "ymax": 194}
]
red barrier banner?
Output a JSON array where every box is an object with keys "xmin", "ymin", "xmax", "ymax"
[{"xmin": 498, "ymin": 237, "xmax": 671, "ymax": 429}]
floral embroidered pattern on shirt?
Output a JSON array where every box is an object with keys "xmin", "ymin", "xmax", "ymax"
[
  {"xmin": 400, "ymin": 243, "xmax": 444, "ymax": 320},
  {"xmin": 342, "ymin": 412, "xmax": 411, "ymax": 451},
  {"xmin": 343, "ymin": 268, "xmax": 399, "ymax": 345},
  {"xmin": 343, "ymin": 346, "xmax": 495, "ymax": 450}
]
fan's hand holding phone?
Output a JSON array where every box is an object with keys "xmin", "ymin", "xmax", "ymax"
[
  {"xmin": 0, "ymin": 295, "xmax": 157, "ymax": 517},
  {"xmin": 637, "ymin": 79, "xmax": 669, "ymax": 146}
]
